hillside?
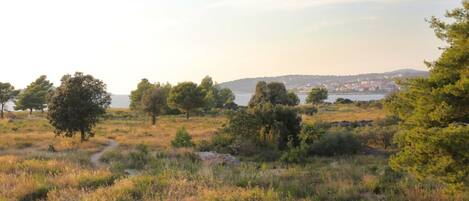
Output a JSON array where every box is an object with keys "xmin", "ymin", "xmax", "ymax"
[{"xmin": 219, "ymin": 69, "xmax": 428, "ymax": 94}]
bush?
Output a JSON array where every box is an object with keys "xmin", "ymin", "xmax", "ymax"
[
  {"xmin": 310, "ymin": 130, "xmax": 362, "ymax": 156},
  {"xmin": 335, "ymin": 98, "xmax": 353, "ymax": 104},
  {"xmin": 280, "ymin": 140, "xmax": 309, "ymax": 164},
  {"xmin": 171, "ymin": 127, "xmax": 194, "ymax": 148},
  {"xmin": 128, "ymin": 144, "xmax": 151, "ymax": 169},
  {"xmin": 299, "ymin": 122, "xmax": 330, "ymax": 145}
]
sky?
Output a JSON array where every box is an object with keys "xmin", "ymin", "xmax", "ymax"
[{"xmin": 0, "ymin": 0, "xmax": 462, "ymax": 94}]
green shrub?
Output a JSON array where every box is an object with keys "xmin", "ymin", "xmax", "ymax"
[
  {"xmin": 128, "ymin": 144, "xmax": 150, "ymax": 169},
  {"xmin": 310, "ymin": 130, "xmax": 362, "ymax": 156},
  {"xmin": 335, "ymin": 98, "xmax": 353, "ymax": 104},
  {"xmin": 280, "ymin": 141, "xmax": 309, "ymax": 164},
  {"xmin": 299, "ymin": 122, "xmax": 330, "ymax": 145},
  {"xmin": 171, "ymin": 127, "xmax": 194, "ymax": 148}
]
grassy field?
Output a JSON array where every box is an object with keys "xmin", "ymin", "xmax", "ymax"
[{"xmin": 0, "ymin": 106, "xmax": 466, "ymax": 201}]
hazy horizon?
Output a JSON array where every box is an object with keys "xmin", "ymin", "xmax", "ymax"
[{"xmin": 0, "ymin": 0, "xmax": 460, "ymax": 94}]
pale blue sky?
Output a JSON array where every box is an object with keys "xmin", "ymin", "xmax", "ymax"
[{"xmin": 0, "ymin": 0, "xmax": 461, "ymax": 94}]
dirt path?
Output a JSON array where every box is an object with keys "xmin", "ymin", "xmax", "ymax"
[{"xmin": 90, "ymin": 139, "xmax": 118, "ymax": 168}]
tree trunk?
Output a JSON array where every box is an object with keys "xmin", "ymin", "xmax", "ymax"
[
  {"xmin": 151, "ymin": 114, "xmax": 156, "ymax": 125},
  {"xmin": 80, "ymin": 129, "xmax": 86, "ymax": 142},
  {"xmin": 0, "ymin": 104, "xmax": 3, "ymax": 119},
  {"xmin": 186, "ymin": 111, "xmax": 190, "ymax": 119},
  {"xmin": 29, "ymin": 108, "xmax": 33, "ymax": 115}
]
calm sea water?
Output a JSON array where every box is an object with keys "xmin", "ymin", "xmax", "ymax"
[
  {"xmin": 233, "ymin": 93, "xmax": 386, "ymax": 106},
  {"xmin": 3, "ymin": 94, "xmax": 386, "ymax": 110}
]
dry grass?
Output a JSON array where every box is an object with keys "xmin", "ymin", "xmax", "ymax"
[
  {"xmin": 0, "ymin": 109, "xmax": 467, "ymax": 201},
  {"xmin": 303, "ymin": 104, "xmax": 387, "ymax": 123}
]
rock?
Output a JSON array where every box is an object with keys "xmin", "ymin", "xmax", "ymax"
[{"xmin": 196, "ymin": 151, "xmax": 240, "ymax": 166}]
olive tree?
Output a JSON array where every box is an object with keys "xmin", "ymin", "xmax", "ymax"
[{"xmin": 47, "ymin": 72, "xmax": 111, "ymax": 142}]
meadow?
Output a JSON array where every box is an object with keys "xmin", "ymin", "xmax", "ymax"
[{"xmin": 0, "ymin": 105, "xmax": 467, "ymax": 201}]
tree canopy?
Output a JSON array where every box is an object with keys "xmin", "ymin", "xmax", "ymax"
[
  {"xmin": 15, "ymin": 75, "xmax": 53, "ymax": 114},
  {"xmin": 168, "ymin": 82, "xmax": 205, "ymax": 119},
  {"xmin": 141, "ymin": 85, "xmax": 167, "ymax": 125},
  {"xmin": 0, "ymin": 82, "xmax": 19, "ymax": 118},
  {"xmin": 248, "ymin": 81, "xmax": 299, "ymax": 107},
  {"xmin": 306, "ymin": 88, "xmax": 328, "ymax": 105},
  {"xmin": 199, "ymin": 75, "xmax": 236, "ymax": 109},
  {"xmin": 129, "ymin": 78, "xmax": 154, "ymax": 111},
  {"xmin": 47, "ymin": 72, "xmax": 111, "ymax": 142},
  {"xmin": 385, "ymin": 1, "xmax": 469, "ymax": 190}
]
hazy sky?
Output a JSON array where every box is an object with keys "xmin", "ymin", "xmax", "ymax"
[{"xmin": 0, "ymin": 0, "xmax": 461, "ymax": 94}]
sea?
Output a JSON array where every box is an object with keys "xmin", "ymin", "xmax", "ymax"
[{"xmin": 3, "ymin": 94, "xmax": 386, "ymax": 110}]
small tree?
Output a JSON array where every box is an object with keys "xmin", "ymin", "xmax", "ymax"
[
  {"xmin": 168, "ymin": 82, "xmax": 205, "ymax": 119},
  {"xmin": 47, "ymin": 72, "xmax": 111, "ymax": 142},
  {"xmin": 0, "ymin": 82, "xmax": 19, "ymax": 118},
  {"xmin": 129, "ymin": 78, "xmax": 154, "ymax": 111},
  {"xmin": 287, "ymin": 91, "xmax": 300, "ymax": 106},
  {"xmin": 141, "ymin": 86, "xmax": 166, "ymax": 125},
  {"xmin": 248, "ymin": 81, "xmax": 294, "ymax": 107},
  {"xmin": 171, "ymin": 127, "xmax": 194, "ymax": 148},
  {"xmin": 306, "ymin": 88, "xmax": 328, "ymax": 105},
  {"xmin": 15, "ymin": 75, "xmax": 53, "ymax": 114},
  {"xmin": 217, "ymin": 87, "xmax": 235, "ymax": 108}
]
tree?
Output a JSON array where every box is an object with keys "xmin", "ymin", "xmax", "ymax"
[
  {"xmin": 130, "ymin": 79, "xmax": 154, "ymax": 111},
  {"xmin": 141, "ymin": 86, "xmax": 166, "ymax": 125},
  {"xmin": 386, "ymin": 2, "xmax": 469, "ymax": 190},
  {"xmin": 287, "ymin": 91, "xmax": 300, "ymax": 106},
  {"xmin": 306, "ymin": 88, "xmax": 328, "ymax": 105},
  {"xmin": 0, "ymin": 82, "xmax": 19, "ymax": 118},
  {"xmin": 15, "ymin": 75, "xmax": 53, "ymax": 114},
  {"xmin": 249, "ymin": 81, "xmax": 269, "ymax": 107},
  {"xmin": 47, "ymin": 72, "xmax": 111, "ymax": 142},
  {"xmin": 168, "ymin": 82, "xmax": 205, "ymax": 119},
  {"xmin": 248, "ymin": 81, "xmax": 294, "ymax": 107},
  {"xmin": 217, "ymin": 87, "xmax": 235, "ymax": 108}
]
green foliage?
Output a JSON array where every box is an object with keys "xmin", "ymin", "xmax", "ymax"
[
  {"xmin": 0, "ymin": 82, "xmax": 19, "ymax": 118},
  {"xmin": 251, "ymin": 104, "xmax": 302, "ymax": 150},
  {"xmin": 199, "ymin": 76, "xmax": 236, "ymax": 110},
  {"xmin": 141, "ymin": 85, "xmax": 167, "ymax": 125},
  {"xmin": 128, "ymin": 144, "xmax": 151, "ymax": 169},
  {"xmin": 310, "ymin": 129, "xmax": 362, "ymax": 156},
  {"xmin": 335, "ymin": 98, "xmax": 353, "ymax": 104},
  {"xmin": 224, "ymin": 109, "xmax": 261, "ymax": 139},
  {"xmin": 171, "ymin": 127, "xmax": 194, "ymax": 148},
  {"xmin": 306, "ymin": 87, "xmax": 328, "ymax": 105},
  {"xmin": 385, "ymin": 2, "xmax": 469, "ymax": 189},
  {"xmin": 280, "ymin": 140, "xmax": 309, "ymax": 164},
  {"xmin": 130, "ymin": 79, "xmax": 154, "ymax": 111},
  {"xmin": 355, "ymin": 116, "xmax": 399, "ymax": 149},
  {"xmin": 299, "ymin": 122, "xmax": 330, "ymax": 145},
  {"xmin": 47, "ymin": 72, "xmax": 111, "ymax": 142},
  {"xmin": 14, "ymin": 75, "xmax": 53, "ymax": 114},
  {"xmin": 168, "ymin": 82, "xmax": 205, "ymax": 119},
  {"xmin": 248, "ymin": 81, "xmax": 299, "ymax": 107}
]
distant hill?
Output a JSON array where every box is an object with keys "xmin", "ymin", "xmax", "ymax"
[{"xmin": 219, "ymin": 69, "xmax": 428, "ymax": 94}]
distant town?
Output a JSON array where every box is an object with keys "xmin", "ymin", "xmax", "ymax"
[{"xmin": 220, "ymin": 68, "xmax": 429, "ymax": 94}]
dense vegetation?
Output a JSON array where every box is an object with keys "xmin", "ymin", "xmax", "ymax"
[{"xmin": 385, "ymin": 2, "xmax": 469, "ymax": 190}]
